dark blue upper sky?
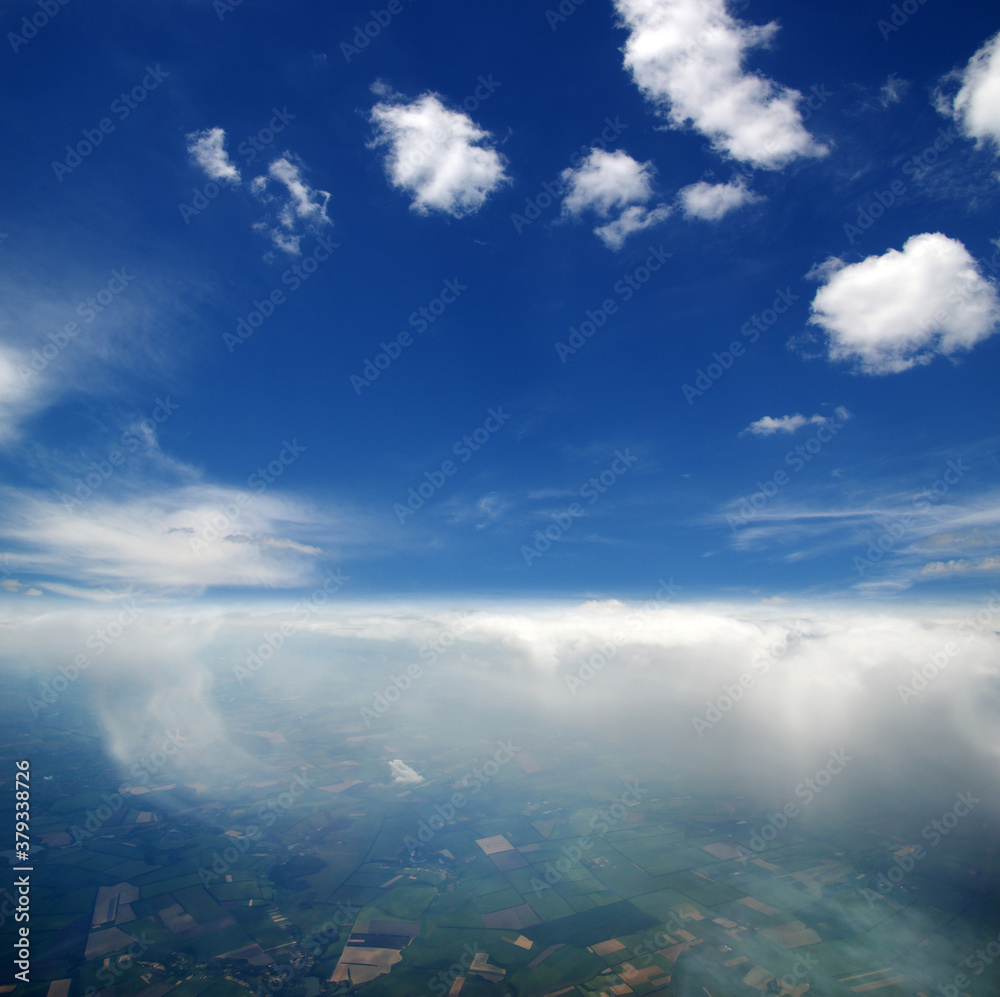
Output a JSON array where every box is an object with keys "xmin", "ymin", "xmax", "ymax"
[{"xmin": 1, "ymin": 0, "xmax": 998, "ymax": 605}]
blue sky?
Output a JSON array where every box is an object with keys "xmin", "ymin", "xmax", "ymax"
[{"xmin": 2, "ymin": 0, "xmax": 1000, "ymax": 607}]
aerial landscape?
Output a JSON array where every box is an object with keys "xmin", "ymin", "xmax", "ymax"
[{"xmin": 1, "ymin": 0, "xmax": 1000, "ymax": 994}]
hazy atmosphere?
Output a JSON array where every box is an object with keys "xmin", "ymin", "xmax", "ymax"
[{"xmin": 1, "ymin": 0, "xmax": 999, "ymax": 995}]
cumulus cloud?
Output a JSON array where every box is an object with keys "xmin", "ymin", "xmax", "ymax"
[
  {"xmin": 938, "ymin": 29, "xmax": 1000, "ymax": 153},
  {"xmin": 389, "ymin": 758, "xmax": 423, "ymax": 785},
  {"xmin": 808, "ymin": 233, "xmax": 1000, "ymax": 374},
  {"xmin": 369, "ymin": 90, "xmax": 509, "ymax": 217},
  {"xmin": 741, "ymin": 407, "xmax": 849, "ymax": 436},
  {"xmin": 678, "ymin": 177, "xmax": 763, "ymax": 220},
  {"xmin": 614, "ymin": 0, "xmax": 827, "ymax": 168},
  {"xmin": 251, "ymin": 156, "xmax": 331, "ymax": 255},
  {"xmin": 562, "ymin": 148, "xmax": 658, "ymax": 216},
  {"xmin": 187, "ymin": 127, "xmax": 241, "ymax": 183},
  {"xmin": 560, "ymin": 149, "xmax": 671, "ymax": 249}
]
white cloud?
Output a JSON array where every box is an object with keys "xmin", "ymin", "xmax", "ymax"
[
  {"xmin": 920, "ymin": 556, "xmax": 1000, "ymax": 577},
  {"xmin": 187, "ymin": 127, "xmax": 241, "ymax": 183},
  {"xmin": 269, "ymin": 158, "xmax": 330, "ymax": 226},
  {"xmin": 678, "ymin": 177, "xmax": 763, "ymax": 220},
  {"xmin": 561, "ymin": 148, "xmax": 657, "ymax": 217},
  {"xmin": 614, "ymin": 0, "xmax": 827, "ymax": 168},
  {"xmin": 0, "ymin": 483, "xmax": 342, "ymax": 593},
  {"xmin": 880, "ymin": 74, "xmax": 909, "ymax": 107},
  {"xmin": 595, "ymin": 204, "xmax": 674, "ymax": 250},
  {"xmin": 251, "ymin": 156, "xmax": 331, "ymax": 255},
  {"xmin": 939, "ymin": 30, "xmax": 1000, "ymax": 153},
  {"xmin": 369, "ymin": 91, "xmax": 509, "ymax": 217},
  {"xmin": 389, "ymin": 759, "xmax": 423, "ymax": 785},
  {"xmin": 560, "ymin": 149, "xmax": 671, "ymax": 249},
  {"xmin": 0, "ymin": 345, "xmax": 44, "ymax": 445},
  {"xmin": 808, "ymin": 233, "xmax": 1000, "ymax": 374},
  {"xmin": 741, "ymin": 408, "xmax": 848, "ymax": 436}
]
